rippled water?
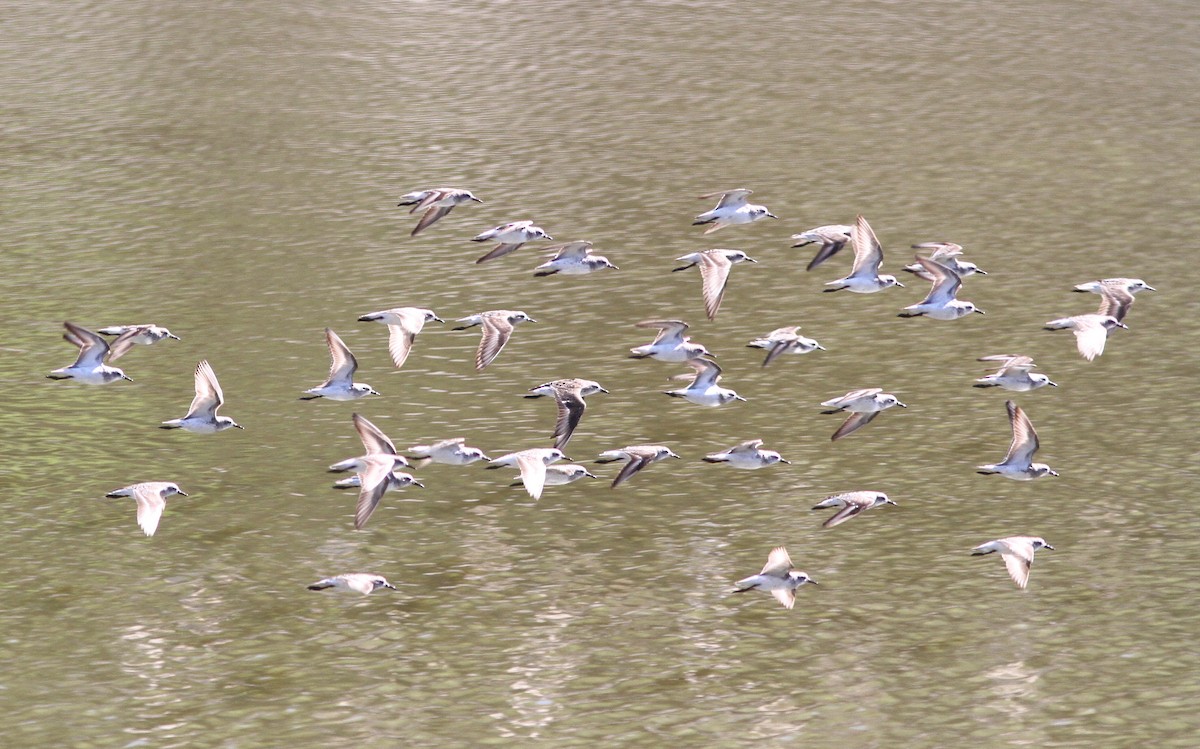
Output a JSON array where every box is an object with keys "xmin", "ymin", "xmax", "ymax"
[{"xmin": 4, "ymin": 1, "xmax": 1200, "ymax": 746}]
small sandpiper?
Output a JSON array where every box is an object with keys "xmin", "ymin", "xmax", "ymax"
[
  {"xmin": 405, "ymin": 438, "xmax": 490, "ymax": 467},
  {"xmin": 811, "ymin": 491, "xmax": 897, "ymax": 528},
  {"xmin": 533, "ymin": 241, "xmax": 618, "ymax": 276},
  {"xmin": 486, "ymin": 448, "xmax": 569, "ymax": 500},
  {"xmin": 308, "ymin": 573, "xmax": 397, "ymax": 595},
  {"xmin": 791, "ymin": 224, "xmax": 853, "ymax": 271},
  {"xmin": 595, "ymin": 445, "xmax": 680, "ymax": 488},
  {"xmin": 745, "ymin": 326, "xmax": 825, "ymax": 367},
  {"xmin": 733, "ymin": 547, "xmax": 816, "ymax": 609},
  {"xmin": 48, "ymin": 322, "xmax": 133, "ymax": 385},
  {"xmin": 1045, "ymin": 287, "xmax": 1131, "ymax": 361},
  {"xmin": 822, "ymin": 215, "xmax": 904, "ymax": 294},
  {"xmin": 819, "ymin": 388, "xmax": 906, "ymax": 441},
  {"xmin": 357, "ymin": 307, "xmax": 443, "ymax": 369},
  {"xmin": 300, "ymin": 328, "xmax": 380, "ymax": 401},
  {"xmin": 976, "ymin": 400, "xmax": 1057, "ymax": 480},
  {"xmin": 692, "ymin": 188, "xmax": 776, "ymax": 233},
  {"xmin": 470, "ymin": 220, "xmax": 552, "ymax": 263},
  {"xmin": 104, "ymin": 482, "xmax": 188, "ymax": 537},
  {"xmin": 673, "ymin": 248, "xmax": 757, "ymax": 320},
  {"xmin": 973, "ymin": 354, "xmax": 1057, "ymax": 392},
  {"xmin": 971, "ymin": 536, "xmax": 1054, "ymax": 590},
  {"xmin": 703, "ymin": 439, "xmax": 789, "ymax": 469},
  {"xmin": 97, "ymin": 324, "xmax": 180, "ymax": 360},
  {"xmin": 898, "ymin": 255, "xmax": 985, "ymax": 320},
  {"xmin": 524, "ymin": 378, "xmax": 608, "ymax": 449},
  {"xmin": 160, "ymin": 360, "xmax": 243, "ymax": 432},
  {"xmin": 398, "ymin": 187, "xmax": 482, "ymax": 236},
  {"xmin": 628, "ymin": 319, "xmax": 713, "ymax": 362},
  {"xmin": 663, "ymin": 357, "xmax": 745, "ymax": 407},
  {"xmin": 453, "ymin": 310, "xmax": 536, "ymax": 370}
]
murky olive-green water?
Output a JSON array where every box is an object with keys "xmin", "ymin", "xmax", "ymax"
[{"xmin": 4, "ymin": 1, "xmax": 1200, "ymax": 746}]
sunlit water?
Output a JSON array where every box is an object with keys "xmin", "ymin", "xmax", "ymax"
[{"xmin": 3, "ymin": 1, "xmax": 1199, "ymax": 746}]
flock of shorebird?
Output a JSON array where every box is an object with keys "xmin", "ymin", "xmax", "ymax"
[{"xmin": 49, "ymin": 187, "xmax": 1155, "ymax": 602}]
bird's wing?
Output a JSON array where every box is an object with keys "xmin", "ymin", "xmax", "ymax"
[
  {"xmin": 324, "ymin": 328, "xmax": 357, "ymax": 386},
  {"xmin": 515, "ymin": 452, "xmax": 549, "ymax": 499},
  {"xmin": 849, "ymin": 215, "xmax": 884, "ymax": 276},
  {"xmin": 186, "ymin": 360, "xmax": 223, "ymax": 419},
  {"xmin": 913, "ymin": 255, "xmax": 962, "ymax": 305},
  {"xmin": 823, "ymin": 498, "xmax": 866, "ymax": 527},
  {"xmin": 637, "ymin": 319, "xmax": 689, "ymax": 344},
  {"xmin": 132, "ymin": 485, "xmax": 166, "ymax": 536},
  {"xmin": 770, "ymin": 587, "xmax": 797, "ymax": 609},
  {"xmin": 697, "ymin": 252, "xmax": 734, "ymax": 320},
  {"xmin": 731, "ymin": 439, "xmax": 765, "ymax": 453},
  {"xmin": 64, "ymin": 322, "xmax": 110, "ymax": 368},
  {"xmin": 385, "ymin": 321, "xmax": 419, "ymax": 369},
  {"xmin": 354, "ymin": 455, "xmax": 395, "ymax": 529},
  {"xmin": 476, "ymin": 243, "xmax": 524, "ymax": 264},
  {"xmin": 699, "ymin": 188, "xmax": 752, "ymax": 208},
  {"xmin": 760, "ymin": 546, "xmax": 793, "ymax": 577},
  {"xmin": 1071, "ymin": 319, "xmax": 1109, "ymax": 361},
  {"xmin": 610, "ymin": 453, "xmax": 649, "ymax": 488},
  {"xmin": 1001, "ymin": 548, "xmax": 1033, "ymax": 589},
  {"xmin": 544, "ymin": 240, "xmax": 592, "ymax": 260},
  {"xmin": 412, "ymin": 205, "xmax": 453, "ymax": 236},
  {"xmin": 553, "ymin": 388, "xmax": 586, "ymax": 450},
  {"xmin": 353, "ymin": 412, "xmax": 397, "ymax": 455},
  {"xmin": 476, "ymin": 316, "xmax": 515, "ymax": 370},
  {"xmin": 1004, "ymin": 400, "xmax": 1040, "ymax": 466},
  {"xmin": 762, "ymin": 340, "xmax": 793, "ymax": 367},
  {"xmin": 1097, "ymin": 287, "xmax": 1133, "ymax": 323},
  {"xmin": 832, "ymin": 411, "xmax": 880, "ymax": 441},
  {"xmin": 804, "ymin": 230, "xmax": 852, "ymax": 271},
  {"xmin": 686, "ymin": 357, "xmax": 722, "ymax": 388}
]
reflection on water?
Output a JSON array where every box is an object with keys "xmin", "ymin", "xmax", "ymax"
[{"xmin": 4, "ymin": 0, "xmax": 1200, "ymax": 746}]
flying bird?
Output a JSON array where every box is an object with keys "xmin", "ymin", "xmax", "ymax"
[
  {"xmin": 971, "ymin": 536, "xmax": 1054, "ymax": 589},
  {"xmin": 398, "ymin": 187, "xmax": 482, "ymax": 236},
  {"xmin": 976, "ymin": 400, "xmax": 1058, "ymax": 480},
  {"xmin": 902, "ymin": 242, "xmax": 987, "ymax": 280},
  {"xmin": 791, "ymin": 224, "xmax": 854, "ymax": 271},
  {"xmin": 104, "ymin": 482, "xmax": 188, "ymax": 537},
  {"xmin": 97, "ymin": 324, "xmax": 180, "ymax": 360},
  {"xmin": 160, "ymin": 360, "xmax": 243, "ymax": 432},
  {"xmin": 628, "ymin": 319, "xmax": 713, "ymax": 362},
  {"xmin": 745, "ymin": 325, "xmax": 825, "ymax": 367},
  {"xmin": 470, "ymin": 220, "xmax": 552, "ymax": 263},
  {"xmin": 898, "ymin": 255, "xmax": 984, "ymax": 319},
  {"xmin": 300, "ymin": 328, "xmax": 380, "ymax": 401},
  {"xmin": 486, "ymin": 448, "xmax": 569, "ymax": 500},
  {"xmin": 673, "ymin": 248, "xmax": 757, "ymax": 320},
  {"xmin": 973, "ymin": 354, "xmax": 1057, "ymax": 391},
  {"xmin": 48, "ymin": 321, "xmax": 133, "ymax": 385},
  {"xmin": 692, "ymin": 188, "xmax": 776, "ymax": 233},
  {"xmin": 811, "ymin": 491, "xmax": 897, "ymax": 528},
  {"xmin": 822, "ymin": 215, "xmax": 904, "ymax": 293},
  {"xmin": 663, "ymin": 357, "xmax": 745, "ymax": 407},
  {"xmin": 594, "ymin": 445, "xmax": 680, "ymax": 488},
  {"xmin": 732, "ymin": 547, "xmax": 816, "ymax": 609},
  {"xmin": 533, "ymin": 241, "xmax": 618, "ymax": 276},
  {"xmin": 308, "ymin": 573, "xmax": 397, "ymax": 595},
  {"xmin": 819, "ymin": 388, "xmax": 906, "ymax": 441},
  {"xmin": 524, "ymin": 378, "xmax": 608, "ymax": 449},
  {"xmin": 702, "ymin": 439, "xmax": 789, "ymax": 469},
  {"xmin": 453, "ymin": 310, "xmax": 537, "ymax": 371},
  {"xmin": 1044, "ymin": 286, "xmax": 1131, "ymax": 361},
  {"xmin": 357, "ymin": 307, "xmax": 443, "ymax": 369}
]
